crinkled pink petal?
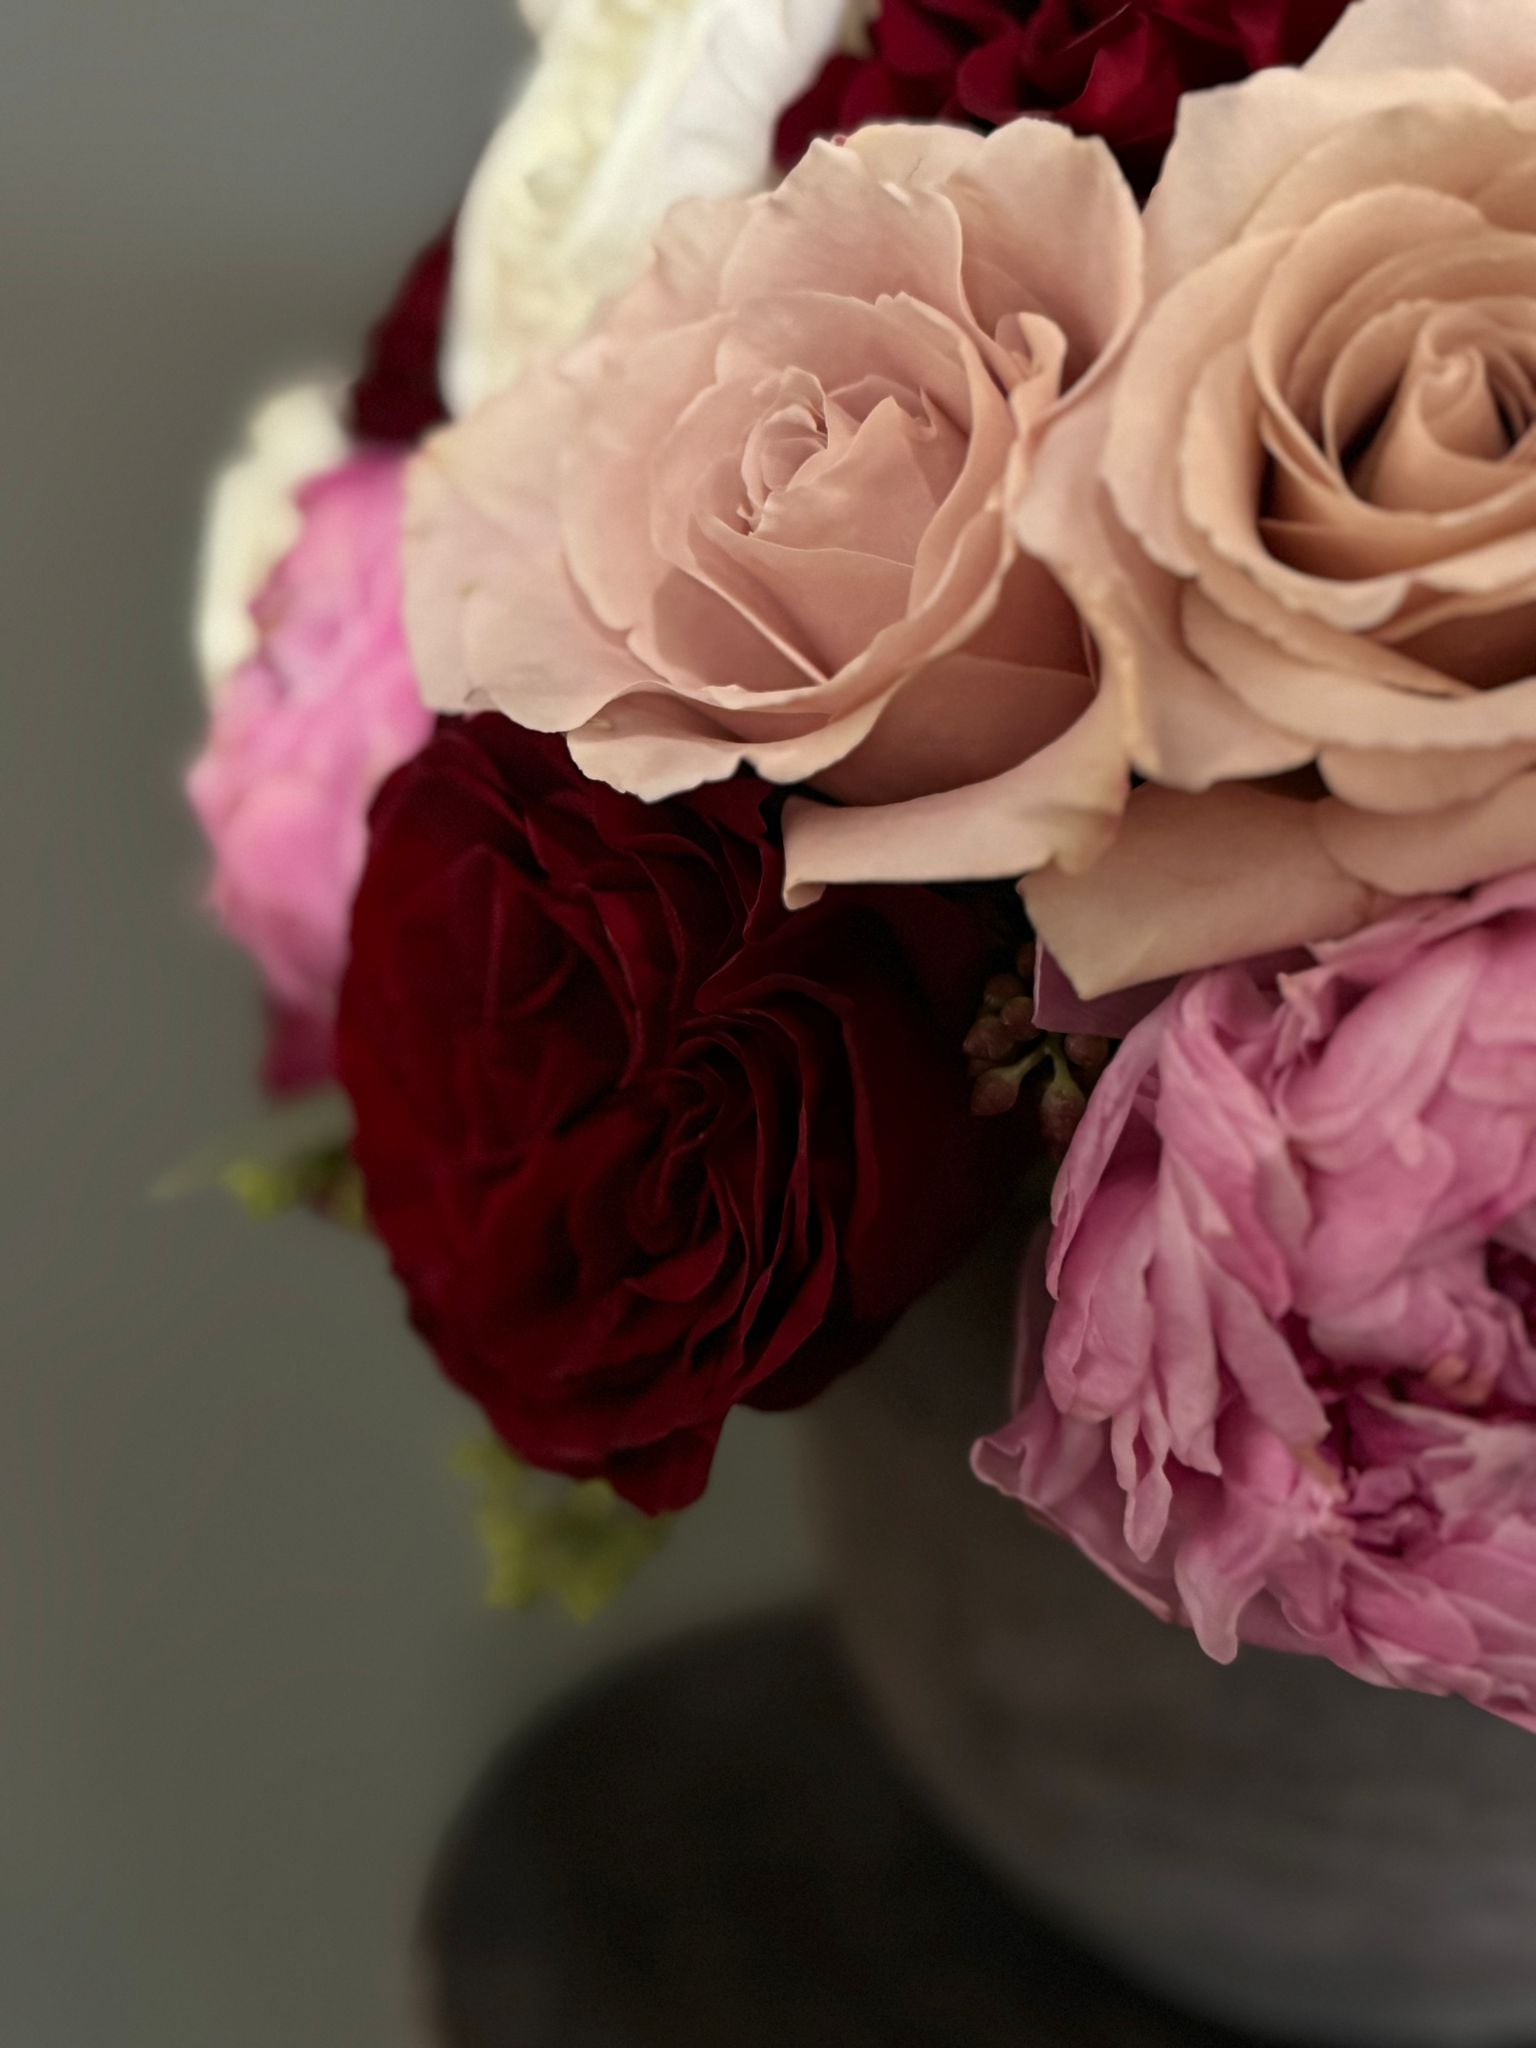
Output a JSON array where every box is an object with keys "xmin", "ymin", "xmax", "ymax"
[
  {"xmin": 980, "ymin": 868, "xmax": 1536, "ymax": 1729},
  {"xmin": 188, "ymin": 454, "xmax": 432, "ymax": 1039}
]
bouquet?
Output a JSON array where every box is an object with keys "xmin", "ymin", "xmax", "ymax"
[{"xmin": 186, "ymin": 0, "xmax": 1536, "ymax": 1730}]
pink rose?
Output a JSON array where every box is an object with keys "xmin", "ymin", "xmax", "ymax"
[
  {"xmin": 977, "ymin": 869, "xmax": 1536, "ymax": 1729},
  {"xmin": 1018, "ymin": 0, "xmax": 1536, "ymax": 999},
  {"xmin": 405, "ymin": 121, "xmax": 1141, "ymax": 899},
  {"xmin": 188, "ymin": 454, "xmax": 433, "ymax": 1075}
]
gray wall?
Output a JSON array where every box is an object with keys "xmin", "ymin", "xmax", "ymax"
[{"xmin": 1, "ymin": 6, "xmax": 810, "ymax": 2043}]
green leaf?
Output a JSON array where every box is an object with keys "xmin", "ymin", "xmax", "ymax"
[
  {"xmin": 218, "ymin": 1146, "xmax": 367, "ymax": 1229},
  {"xmin": 457, "ymin": 1441, "xmax": 672, "ymax": 1623},
  {"xmin": 153, "ymin": 1088, "xmax": 367, "ymax": 1229}
]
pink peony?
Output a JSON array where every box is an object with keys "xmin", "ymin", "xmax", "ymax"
[
  {"xmin": 977, "ymin": 871, "xmax": 1536, "ymax": 1729},
  {"xmin": 188, "ymin": 454, "xmax": 433, "ymax": 1079}
]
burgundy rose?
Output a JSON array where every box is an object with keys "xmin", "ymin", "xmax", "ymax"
[
  {"xmin": 778, "ymin": 0, "xmax": 1350, "ymax": 195},
  {"xmin": 349, "ymin": 225, "xmax": 453, "ymax": 446},
  {"xmin": 338, "ymin": 716, "xmax": 1013, "ymax": 1513}
]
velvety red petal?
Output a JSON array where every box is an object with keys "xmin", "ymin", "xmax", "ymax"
[
  {"xmin": 349, "ymin": 226, "xmax": 454, "ymax": 446},
  {"xmin": 338, "ymin": 717, "xmax": 1021, "ymax": 1510},
  {"xmin": 776, "ymin": 0, "xmax": 1351, "ymax": 197}
]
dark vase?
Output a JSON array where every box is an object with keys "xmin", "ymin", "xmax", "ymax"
[{"xmin": 797, "ymin": 1216, "xmax": 1536, "ymax": 2048}]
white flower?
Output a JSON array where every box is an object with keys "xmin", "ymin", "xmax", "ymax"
[
  {"xmin": 520, "ymin": 0, "xmax": 873, "ymax": 37},
  {"xmin": 443, "ymin": 0, "xmax": 848, "ymax": 417},
  {"xmin": 194, "ymin": 383, "xmax": 348, "ymax": 697}
]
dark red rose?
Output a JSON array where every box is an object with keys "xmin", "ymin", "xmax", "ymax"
[
  {"xmin": 338, "ymin": 716, "xmax": 1014, "ymax": 1513},
  {"xmin": 778, "ymin": 0, "xmax": 1350, "ymax": 196},
  {"xmin": 349, "ymin": 226, "xmax": 454, "ymax": 446}
]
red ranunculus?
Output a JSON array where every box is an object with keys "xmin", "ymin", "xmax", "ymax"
[
  {"xmin": 350, "ymin": 226, "xmax": 453, "ymax": 446},
  {"xmin": 338, "ymin": 716, "xmax": 1015, "ymax": 1513},
  {"xmin": 778, "ymin": 0, "xmax": 1350, "ymax": 195}
]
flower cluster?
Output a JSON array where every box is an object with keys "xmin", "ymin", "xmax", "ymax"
[{"xmin": 189, "ymin": 0, "xmax": 1536, "ymax": 1721}]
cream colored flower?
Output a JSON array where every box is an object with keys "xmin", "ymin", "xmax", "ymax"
[
  {"xmin": 522, "ymin": 0, "xmax": 873, "ymax": 35},
  {"xmin": 443, "ymin": 0, "xmax": 848, "ymax": 417},
  {"xmin": 194, "ymin": 382, "xmax": 348, "ymax": 698}
]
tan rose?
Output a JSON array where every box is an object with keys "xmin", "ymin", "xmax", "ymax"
[
  {"xmin": 1020, "ymin": 0, "xmax": 1536, "ymax": 997},
  {"xmin": 405, "ymin": 121, "xmax": 1142, "ymax": 899}
]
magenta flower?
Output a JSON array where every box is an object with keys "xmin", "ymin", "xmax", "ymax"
[
  {"xmin": 976, "ymin": 873, "xmax": 1536, "ymax": 1729},
  {"xmin": 188, "ymin": 453, "xmax": 432, "ymax": 1083}
]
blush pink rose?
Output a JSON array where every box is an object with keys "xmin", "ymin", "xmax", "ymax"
[
  {"xmin": 405, "ymin": 121, "xmax": 1142, "ymax": 900},
  {"xmin": 188, "ymin": 454, "xmax": 433, "ymax": 1074},
  {"xmin": 1017, "ymin": 0, "xmax": 1536, "ymax": 1000},
  {"xmin": 977, "ymin": 868, "xmax": 1536, "ymax": 1729}
]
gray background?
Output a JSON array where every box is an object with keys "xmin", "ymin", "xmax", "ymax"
[{"xmin": 2, "ymin": 5, "xmax": 810, "ymax": 2043}]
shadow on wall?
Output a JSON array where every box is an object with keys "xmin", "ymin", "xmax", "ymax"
[{"xmin": 0, "ymin": 6, "xmax": 811, "ymax": 2048}]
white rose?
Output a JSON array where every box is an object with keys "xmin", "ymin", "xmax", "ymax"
[
  {"xmin": 443, "ymin": 0, "xmax": 848, "ymax": 416},
  {"xmin": 193, "ymin": 382, "xmax": 348, "ymax": 697},
  {"xmin": 521, "ymin": 0, "xmax": 876, "ymax": 42}
]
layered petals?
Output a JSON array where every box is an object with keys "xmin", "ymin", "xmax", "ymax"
[
  {"xmin": 337, "ymin": 716, "xmax": 1015, "ymax": 1512},
  {"xmin": 1030, "ymin": 0, "xmax": 1536, "ymax": 992},
  {"xmin": 188, "ymin": 454, "xmax": 433, "ymax": 1079},
  {"xmin": 980, "ymin": 867, "xmax": 1536, "ymax": 1728},
  {"xmin": 443, "ymin": 0, "xmax": 850, "ymax": 414},
  {"xmin": 409, "ymin": 118, "xmax": 1144, "ymax": 897}
]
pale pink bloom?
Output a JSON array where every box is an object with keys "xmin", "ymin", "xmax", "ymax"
[
  {"xmin": 188, "ymin": 454, "xmax": 432, "ymax": 1068},
  {"xmin": 1022, "ymin": 0, "xmax": 1536, "ymax": 999},
  {"xmin": 406, "ymin": 120, "xmax": 1142, "ymax": 901},
  {"xmin": 978, "ymin": 869, "xmax": 1536, "ymax": 1730}
]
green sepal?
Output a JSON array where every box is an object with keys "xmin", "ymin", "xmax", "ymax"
[
  {"xmin": 218, "ymin": 1145, "xmax": 367, "ymax": 1229},
  {"xmin": 154, "ymin": 1087, "xmax": 368, "ymax": 1230},
  {"xmin": 457, "ymin": 1441, "xmax": 672, "ymax": 1623}
]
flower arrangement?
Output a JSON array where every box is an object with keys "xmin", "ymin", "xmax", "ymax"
[{"xmin": 188, "ymin": 0, "xmax": 1536, "ymax": 1723}]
